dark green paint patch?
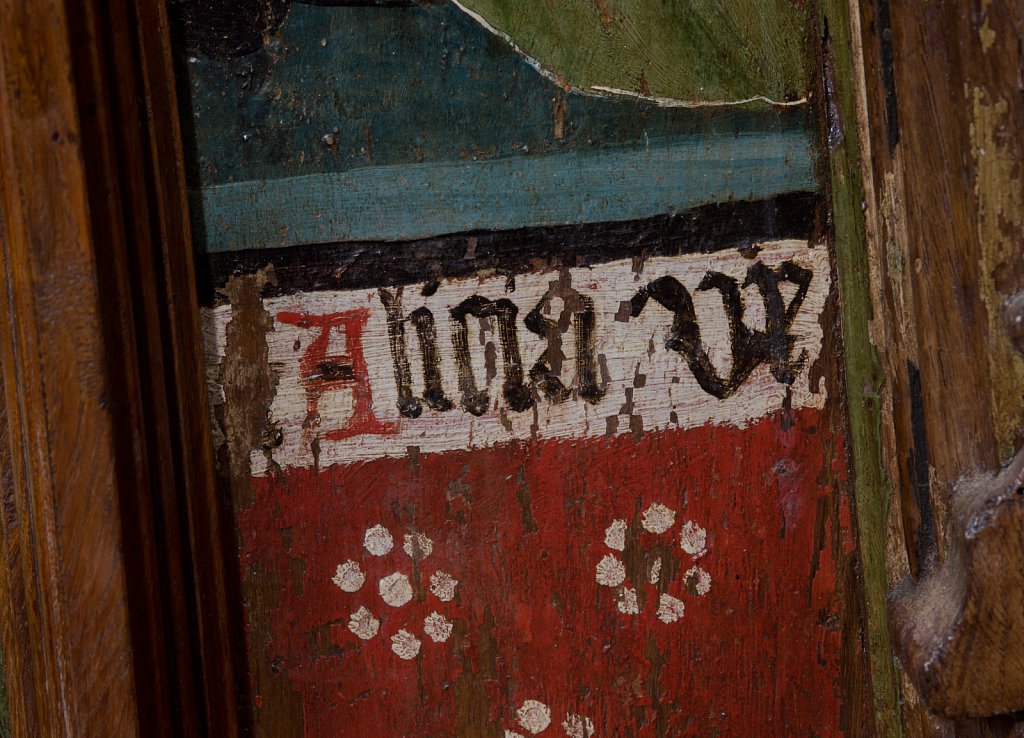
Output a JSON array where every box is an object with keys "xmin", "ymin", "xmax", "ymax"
[
  {"xmin": 819, "ymin": 3, "xmax": 904, "ymax": 735},
  {"xmin": 180, "ymin": 3, "xmax": 816, "ymax": 251},
  {"xmin": 183, "ymin": 3, "xmax": 810, "ymax": 188}
]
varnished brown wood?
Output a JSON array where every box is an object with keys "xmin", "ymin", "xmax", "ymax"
[
  {"xmin": 0, "ymin": 0, "xmax": 143, "ymax": 731},
  {"xmin": 892, "ymin": 445, "xmax": 1024, "ymax": 718},
  {"xmin": 0, "ymin": 0, "xmax": 240, "ymax": 735}
]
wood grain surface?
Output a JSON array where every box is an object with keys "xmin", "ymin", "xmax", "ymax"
[
  {"xmin": 0, "ymin": 0, "xmax": 142, "ymax": 732},
  {"xmin": 830, "ymin": 0, "xmax": 1024, "ymax": 735},
  {"xmin": 0, "ymin": 0, "xmax": 239, "ymax": 735},
  {"xmin": 891, "ymin": 446, "xmax": 1024, "ymax": 719}
]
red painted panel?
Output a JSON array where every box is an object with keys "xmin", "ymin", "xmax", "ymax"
[{"xmin": 239, "ymin": 406, "xmax": 850, "ymax": 737}]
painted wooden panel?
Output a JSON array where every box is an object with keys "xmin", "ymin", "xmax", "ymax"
[{"xmin": 173, "ymin": 2, "xmax": 870, "ymax": 735}]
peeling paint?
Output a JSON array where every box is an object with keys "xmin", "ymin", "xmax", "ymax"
[
  {"xmin": 516, "ymin": 700, "xmax": 552, "ymax": 734},
  {"xmin": 364, "ymin": 525, "xmax": 394, "ymax": 556},
  {"xmin": 684, "ymin": 566, "xmax": 712, "ymax": 597},
  {"xmin": 429, "ymin": 571, "xmax": 458, "ymax": 602},
  {"xmin": 390, "ymin": 630, "xmax": 421, "ymax": 660},
  {"xmin": 595, "ymin": 555, "xmax": 627, "ymax": 588},
  {"xmin": 201, "ymin": 242, "xmax": 832, "ymax": 470},
  {"xmin": 217, "ymin": 269, "xmax": 279, "ymax": 505},
  {"xmin": 423, "ymin": 612, "xmax": 454, "ymax": 643},
  {"xmin": 647, "ymin": 558, "xmax": 662, "ymax": 585},
  {"xmin": 679, "ymin": 521, "xmax": 708, "ymax": 557},
  {"xmin": 640, "ymin": 504, "xmax": 676, "ymax": 535},
  {"xmin": 968, "ymin": 84, "xmax": 1024, "ymax": 461},
  {"xmin": 617, "ymin": 587, "xmax": 640, "ymax": 615},
  {"xmin": 978, "ymin": 0, "xmax": 996, "ymax": 52},
  {"xmin": 182, "ymin": 2, "xmax": 852, "ymax": 734},
  {"xmin": 562, "ymin": 714, "xmax": 596, "ymax": 738},
  {"xmin": 235, "ymin": 402, "xmax": 848, "ymax": 735},
  {"xmin": 348, "ymin": 607, "xmax": 380, "ymax": 641},
  {"xmin": 604, "ymin": 519, "xmax": 627, "ymax": 551},
  {"xmin": 656, "ymin": 594, "xmax": 686, "ymax": 624},
  {"xmin": 403, "ymin": 533, "xmax": 434, "ymax": 561}
]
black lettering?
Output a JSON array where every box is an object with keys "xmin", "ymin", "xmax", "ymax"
[
  {"xmin": 379, "ymin": 289, "xmax": 453, "ymax": 418},
  {"xmin": 524, "ymin": 276, "xmax": 604, "ymax": 404},
  {"xmin": 451, "ymin": 296, "xmax": 533, "ymax": 416},
  {"xmin": 743, "ymin": 260, "xmax": 812, "ymax": 385},
  {"xmin": 631, "ymin": 261, "xmax": 813, "ymax": 398},
  {"xmin": 409, "ymin": 307, "xmax": 453, "ymax": 412}
]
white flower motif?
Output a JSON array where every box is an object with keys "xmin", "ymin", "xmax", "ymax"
[
  {"xmin": 641, "ymin": 503, "xmax": 676, "ymax": 534},
  {"xmin": 604, "ymin": 519, "xmax": 627, "ymax": 551},
  {"xmin": 364, "ymin": 524, "xmax": 394, "ymax": 556},
  {"xmin": 656, "ymin": 594, "xmax": 686, "ymax": 624},
  {"xmin": 684, "ymin": 565, "xmax": 712, "ymax": 596},
  {"xmin": 516, "ymin": 700, "xmax": 552, "ymax": 735},
  {"xmin": 595, "ymin": 554, "xmax": 626, "ymax": 587},
  {"xmin": 562, "ymin": 714, "xmax": 595, "ymax": 738},
  {"xmin": 390, "ymin": 629, "xmax": 421, "ymax": 660},
  {"xmin": 331, "ymin": 560, "xmax": 365, "ymax": 592},
  {"xmin": 648, "ymin": 557, "xmax": 662, "ymax": 585},
  {"xmin": 423, "ymin": 611, "xmax": 454, "ymax": 643},
  {"xmin": 429, "ymin": 570, "xmax": 458, "ymax": 602},
  {"xmin": 403, "ymin": 532, "xmax": 434, "ymax": 561},
  {"xmin": 679, "ymin": 521, "xmax": 708, "ymax": 557},
  {"xmin": 617, "ymin": 587, "xmax": 639, "ymax": 615},
  {"xmin": 505, "ymin": 732, "xmax": 526, "ymax": 738},
  {"xmin": 379, "ymin": 572, "xmax": 414, "ymax": 607},
  {"xmin": 347, "ymin": 606, "xmax": 379, "ymax": 640},
  {"xmin": 598, "ymin": 510, "xmax": 713, "ymax": 622}
]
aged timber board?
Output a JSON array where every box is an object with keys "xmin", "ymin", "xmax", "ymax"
[{"xmin": 173, "ymin": 1, "xmax": 866, "ymax": 736}]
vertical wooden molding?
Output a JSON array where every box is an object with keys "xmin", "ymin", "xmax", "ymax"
[
  {"xmin": 828, "ymin": 1, "xmax": 1024, "ymax": 736},
  {"xmin": 817, "ymin": 1, "xmax": 905, "ymax": 736},
  {"xmin": 107, "ymin": 2, "xmax": 247, "ymax": 735},
  {"xmin": 0, "ymin": 0, "xmax": 142, "ymax": 733},
  {"xmin": 0, "ymin": 0, "xmax": 242, "ymax": 735}
]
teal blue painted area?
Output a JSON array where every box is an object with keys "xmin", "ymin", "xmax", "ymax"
[
  {"xmin": 198, "ymin": 131, "xmax": 813, "ymax": 251},
  {"xmin": 181, "ymin": 2, "xmax": 817, "ymax": 251}
]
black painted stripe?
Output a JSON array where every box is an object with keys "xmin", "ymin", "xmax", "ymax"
[
  {"xmin": 876, "ymin": 0, "xmax": 900, "ymax": 153},
  {"xmin": 197, "ymin": 191, "xmax": 821, "ymax": 305},
  {"xmin": 907, "ymin": 360, "xmax": 937, "ymax": 571}
]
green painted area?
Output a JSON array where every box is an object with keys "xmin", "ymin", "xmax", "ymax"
[
  {"xmin": 457, "ymin": 0, "xmax": 812, "ymax": 102},
  {"xmin": 182, "ymin": 3, "xmax": 815, "ymax": 250},
  {"xmin": 818, "ymin": 3, "xmax": 903, "ymax": 736},
  {"xmin": 184, "ymin": 3, "xmax": 809, "ymax": 188}
]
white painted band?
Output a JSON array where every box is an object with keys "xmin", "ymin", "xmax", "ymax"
[{"xmin": 203, "ymin": 240, "xmax": 830, "ymax": 472}]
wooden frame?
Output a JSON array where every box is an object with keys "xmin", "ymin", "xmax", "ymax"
[
  {"xmin": 836, "ymin": 2, "xmax": 1024, "ymax": 734},
  {"xmin": 0, "ymin": 0, "xmax": 239, "ymax": 734}
]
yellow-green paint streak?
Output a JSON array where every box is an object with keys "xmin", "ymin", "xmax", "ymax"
[
  {"xmin": 456, "ymin": 0, "xmax": 811, "ymax": 104},
  {"xmin": 819, "ymin": 1, "xmax": 904, "ymax": 736}
]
